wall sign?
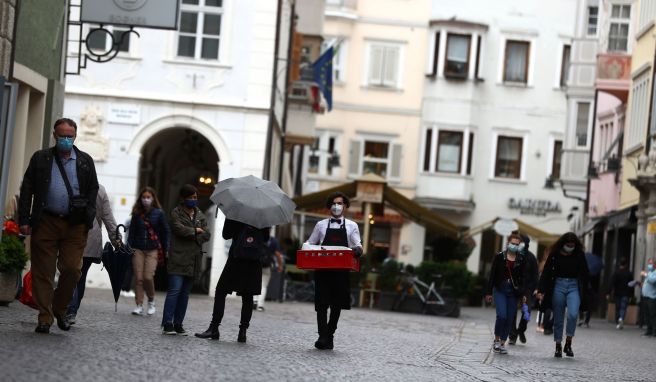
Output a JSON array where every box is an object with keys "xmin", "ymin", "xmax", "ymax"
[
  {"xmin": 107, "ymin": 104, "xmax": 141, "ymax": 125},
  {"xmin": 81, "ymin": 0, "xmax": 179, "ymax": 30},
  {"xmin": 508, "ymin": 198, "xmax": 562, "ymax": 217}
]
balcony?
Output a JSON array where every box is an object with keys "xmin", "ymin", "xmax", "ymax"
[
  {"xmin": 285, "ymin": 80, "xmax": 319, "ymax": 146},
  {"xmin": 415, "ymin": 173, "xmax": 474, "ymax": 213},
  {"xmin": 596, "ymin": 53, "xmax": 631, "ymax": 101}
]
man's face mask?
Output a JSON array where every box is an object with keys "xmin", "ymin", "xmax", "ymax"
[{"xmin": 330, "ymin": 203, "xmax": 344, "ymax": 216}]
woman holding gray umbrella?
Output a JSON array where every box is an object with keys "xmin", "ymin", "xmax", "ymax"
[{"xmin": 195, "ymin": 175, "xmax": 296, "ymax": 343}]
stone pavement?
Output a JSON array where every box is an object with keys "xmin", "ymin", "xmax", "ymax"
[{"xmin": 0, "ymin": 288, "xmax": 654, "ymax": 382}]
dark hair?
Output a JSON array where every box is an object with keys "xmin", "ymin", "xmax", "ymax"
[
  {"xmin": 619, "ymin": 257, "xmax": 628, "ymax": 267},
  {"xmin": 548, "ymin": 232, "xmax": 584, "ymax": 258},
  {"xmin": 53, "ymin": 118, "xmax": 78, "ymax": 131},
  {"xmin": 131, "ymin": 186, "xmax": 162, "ymax": 215},
  {"xmin": 179, "ymin": 184, "xmax": 197, "ymax": 199},
  {"xmin": 325, "ymin": 191, "xmax": 350, "ymax": 209},
  {"xmin": 507, "ymin": 232, "xmax": 522, "ymax": 243}
]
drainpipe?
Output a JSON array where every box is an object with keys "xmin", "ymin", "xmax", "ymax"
[
  {"xmin": 278, "ymin": 2, "xmax": 295, "ymax": 187},
  {"xmin": 584, "ymin": 89, "xmax": 600, "ymax": 219},
  {"xmin": 263, "ymin": 0, "xmax": 284, "ymax": 181}
]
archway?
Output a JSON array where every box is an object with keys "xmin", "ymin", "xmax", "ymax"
[{"xmin": 138, "ymin": 128, "xmax": 219, "ymax": 292}]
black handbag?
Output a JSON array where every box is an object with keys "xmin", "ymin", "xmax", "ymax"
[{"xmin": 54, "ymin": 155, "xmax": 88, "ymax": 225}]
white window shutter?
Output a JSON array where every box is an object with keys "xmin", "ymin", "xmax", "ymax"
[
  {"xmin": 383, "ymin": 47, "xmax": 400, "ymax": 87},
  {"xmin": 389, "ymin": 143, "xmax": 403, "ymax": 181},
  {"xmin": 348, "ymin": 140, "xmax": 362, "ymax": 178},
  {"xmin": 425, "ymin": 32, "xmax": 436, "ymax": 75},
  {"xmin": 368, "ymin": 45, "xmax": 384, "ymax": 85}
]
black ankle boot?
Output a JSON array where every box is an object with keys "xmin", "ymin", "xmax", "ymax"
[
  {"xmin": 238, "ymin": 325, "xmax": 248, "ymax": 343},
  {"xmin": 315, "ymin": 335, "xmax": 330, "ymax": 350},
  {"xmin": 554, "ymin": 343, "xmax": 562, "ymax": 358},
  {"xmin": 564, "ymin": 341, "xmax": 574, "ymax": 357},
  {"xmin": 194, "ymin": 324, "xmax": 220, "ymax": 340}
]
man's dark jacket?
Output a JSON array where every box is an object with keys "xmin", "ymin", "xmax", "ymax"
[{"xmin": 18, "ymin": 146, "xmax": 99, "ymax": 231}]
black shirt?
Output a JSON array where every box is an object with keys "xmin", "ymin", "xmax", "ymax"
[
  {"xmin": 555, "ymin": 253, "xmax": 578, "ymax": 278},
  {"xmin": 609, "ymin": 268, "xmax": 634, "ymax": 297}
]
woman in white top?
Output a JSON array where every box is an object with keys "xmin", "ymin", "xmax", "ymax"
[{"xmin": 305, "ymin": 192, "xmax": 363, "ymax": 350}]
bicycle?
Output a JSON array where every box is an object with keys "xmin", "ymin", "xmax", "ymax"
[{"xmin": 393, "ymin": 272, "xmax": 460, "ymax": 317}]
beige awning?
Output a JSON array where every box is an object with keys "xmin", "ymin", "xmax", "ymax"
[{"xmin": 463, "ymin": 217, "xmax": 559, "ymax": 245}]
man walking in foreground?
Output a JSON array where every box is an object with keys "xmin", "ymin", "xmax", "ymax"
[{"xmin": 19, "ymin": 118, "xmax": 99, "ymax": 334}]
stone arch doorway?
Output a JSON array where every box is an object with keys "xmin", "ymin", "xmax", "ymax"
[{"xmin": 138, "ymin": 128, "xmax": 219, "ymax": 292}]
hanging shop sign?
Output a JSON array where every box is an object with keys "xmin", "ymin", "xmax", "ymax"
[
  {"xmin": 81, "ymin": 0, "xmax": 179, "ymax": 30},
  {"xmin": 508, "ymin": 198, "xmax": 562, "ymax": 217}
]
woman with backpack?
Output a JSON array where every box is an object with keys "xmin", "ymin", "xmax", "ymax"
[
  {"xmin": 537, "ymin": 232, "xmax": 589, "ymax": 358},
  {"xmin": 195, "ymin": 219, "xmax": 270, "ymax": 343},
  {"xmin": 161, "ymin": 184, "xmax": 211, "ymax": 335},
  {"xmin": 127, "ymin": 187, "xmax": 170, "ymax": 316}
]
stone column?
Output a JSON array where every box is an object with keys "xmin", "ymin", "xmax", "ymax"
[{"xmin": 0, "ymin": 0, "xmax": 16, "ymax": 78}]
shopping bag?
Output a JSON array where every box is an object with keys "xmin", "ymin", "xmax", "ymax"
[{"xmin": 18, "ymin": 270, "xmax": 38, "ymax": 310}]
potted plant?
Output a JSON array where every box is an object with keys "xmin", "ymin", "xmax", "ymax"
[{"xmin": 0, "ymin": 220, "xmax": 28, "ymax": 305}]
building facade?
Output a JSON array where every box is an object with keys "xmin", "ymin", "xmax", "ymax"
[
  {"xmin": 63, "ymin": 0, "xmax": 291, "ymax": 295},
  {"xmin": 420, "ymin": 0, "xmax": 582, "ymax": 274}
]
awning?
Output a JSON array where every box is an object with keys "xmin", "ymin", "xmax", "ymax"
[
  {"xmin": 579, "ymin": 217, "xmax": 607, "ymax": 236},
  {"xmin": 462, "ymin": 217, "xmax": 560, "ymax": 246},
  {"xmin": 606, "ymin": 205, "xmax": 637, "ymax": 229},
  {"xmin": 292, "ymin": 180, "xmax": 460, "ymax": 237}
]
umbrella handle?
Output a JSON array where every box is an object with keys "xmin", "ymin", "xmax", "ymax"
[{"xmin": 116, "ymin": 224, "xmax": 127, "ymax": 242}]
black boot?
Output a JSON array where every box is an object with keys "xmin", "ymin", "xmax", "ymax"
[
  {"xmin": 238, "ymin": 324, "xmax": 248, "ymax": 343},
  {"xmin": 554, "ymin": 343, "xmax": 562, "ymax": 358},
  {"xmin": 195, "ymin": 323, "xmax": 220, "ymax": 340},
  {"xmin": 315, "ymin": 309, "xmax": 330, "ymax": 350},
  {"xmin": 564, "ymin": 340, "xmax": 574, "ymax": 357}
]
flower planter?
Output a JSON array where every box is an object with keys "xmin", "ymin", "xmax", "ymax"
[
  {"xmin": 0, "ymin": 271, "xmax": 18, "ymax": 305},
  {"xmin": 607, "ymin": 302, "xmax": 638, "ymax": 325}
]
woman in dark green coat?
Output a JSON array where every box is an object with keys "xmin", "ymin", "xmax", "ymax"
[{"xmin": 161, "ymin": 184, "xmax": 211, "ymax": 335}]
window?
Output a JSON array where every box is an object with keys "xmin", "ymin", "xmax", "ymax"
[
  {"xmin": 308, "ymin": 132, "xmax": 340, "ymax": 176},
  {"xmin": 436, "ymin": 131, "xmax": 463, "ymax": 173},
  {"xmin": 560, "ymin": 44, "xmax": 571, "ymax": 88},
  {"xmin": 86, "ymin": 26, "xmax": 131, "ymax": 54},
  {"xmin": 444, "ymin": 34, "xmax": 470, "ymax": 79},
  {"xmin": 503, "ymin": 40, "xmax": 530, "ymax": 83},
  {"xmin": 367, "ymin": 43, "xmax": 401, "ymax": 88},
  {"xmin": 495, "ymin": 136, "xmax": 523, "ymax": 179},
  {"xmin": 551, "ymin": 140, "xmax": 562, "ymax": 179},
  {"xmin": 609, "ymin": 4, "xmax": 631, "ymax": 52},
  {"xmin": 587, "ymin": 6, "xmax": 599, "ymax": 36},
  {"xmin": 576, "ymin": 102, "xmax": 591, "ymax": 146},
  {"xmin": 363, "ymin": 141, "xmax": 390, "ymax": 177},
  {"xmin": 639, "ymin": 0, "xmax": 656, "ymax": 32},
  {"xmin": 628, "ymin": 72, "xmax": 650, "ymax": 149},
  {"xmin": 177, "ymin": 0, "xmax": 223, "ymax": 60},
  {"xmin": 323, "ymin": 38, "xmax": 347, "ymax": 83},
  {"xmin": 466, "ymin": 133, "xmax": 474, "ymax": 175}
]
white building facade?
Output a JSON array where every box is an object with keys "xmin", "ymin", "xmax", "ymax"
[
  {"xmin": 64, "ymin": 0, "xmax": 280, "ymax": 294},
  {"xmin": 420, "ymin": 0, "xmax": 584, "ymax": 274}
]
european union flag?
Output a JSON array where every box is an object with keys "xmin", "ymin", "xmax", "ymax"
[{"xmin": 313, "ymin": 46, "xmax": 333, "ymax": 111}]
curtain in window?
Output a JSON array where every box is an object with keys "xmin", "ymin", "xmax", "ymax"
[
  {"xmin": 437, "ymin": 132, "xmax": 462, "ymax": 173},
  {"xmin": 504, "ymin": 42, "xmax": 528, "ymax": 82},
  {"xmin": 496, "ymin": 137, "xmax": 521, "ymax": 178},
  {"xmin": 447, "ymin": 36, "xmax": 469, "ymax": 63},
  {"xmin": 576, "ymin": 102, "xmax": 590, "ymax": 146}
]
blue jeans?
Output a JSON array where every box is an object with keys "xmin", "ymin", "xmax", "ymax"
[
  {"xmin": 162, "ymin": 275, "xmax": 194, "ymax": 326},
  {"xmin": 67, "ymin": 257, "xmax": 94, "ymax": 316},
  {"xmin": 616, "ymin": 295, "xmax": 630, "ymax": 322},
  {"xmin": 552, "ymin": 278, "xmax": 580, "ymax": 342},
  {"xmin": 493, "ymin": 280, "xmax": 517, "ymax": 341}
]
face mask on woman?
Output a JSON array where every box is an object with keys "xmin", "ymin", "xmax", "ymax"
[
  {"xmin": 648, "ymin": 264, "xmax": 654, "ymax": 272},
  {"xmin": 184, "ymin": 199, "xmax": 198, "ymax": 208},
  {"xmin": 141, "ymin": 197, "xmax": 153, "ymax": 208},
  {"xmin": 562, "ymin": 245, "xmax": 575, "ymax": 253},
  {"xmin": 330, "ymin": 203, "xmax": 343, "ymax": 217}
]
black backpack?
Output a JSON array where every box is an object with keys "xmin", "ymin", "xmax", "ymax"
[{"xmin": 233, "ymin": 225, "xmax": 267, "ymax": 261}]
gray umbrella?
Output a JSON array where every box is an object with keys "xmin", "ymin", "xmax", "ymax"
[{"xmin": 210, "ymin": 175, "xmax": 296, "ymax": 229}]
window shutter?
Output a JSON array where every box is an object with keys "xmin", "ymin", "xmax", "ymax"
[
  {"xmin": 383, "ymin": 47, "xmax": 400, "ymax": 87},
  {"xmin": 389, "ymin": 143, "xmax": 403, "ymax": 181},
  {"xmin": 368, "ymin": 45, "xmax": 384, "ymax": 85},
  {"xmin": 348, "ymin": 140, "xmax": 362, "ymax": 177},
  {"xmin": 425, "ymin": 32, "xmax": 436, "ymax": 75}
]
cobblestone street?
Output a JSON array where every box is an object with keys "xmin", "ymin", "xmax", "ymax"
[{"xmin": 1, "ymin": 289, "xmax": 654, "ymax": 382}]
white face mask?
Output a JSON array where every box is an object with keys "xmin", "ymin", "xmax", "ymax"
[
  {"xmin": 330, "ymin": 203, "xmax": 344, "ymax": 217},
  {"xmin": 141, "ymin": 197, "xmax": 153, "ymax": 208}
]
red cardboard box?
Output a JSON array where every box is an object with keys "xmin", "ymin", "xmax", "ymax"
[{"xmin": 296, "ymin": 249, "xmax": 360, "ymax": 271}]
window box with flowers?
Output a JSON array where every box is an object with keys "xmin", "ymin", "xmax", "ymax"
[{"xmin": 0, "ymin": 220, "xmax": 28, "ymax": 305}]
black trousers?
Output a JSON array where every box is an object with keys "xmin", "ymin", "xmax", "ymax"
[
  {"xmin": 644, "ymin": 296, "xmax": 656, "ymax": 334},
  {"xmin": 211, "ymin": 291, "xmax": 254, "ymax": 327},
  {"xmin": 509, "ymin": 308, "xmax": 529, "ymax": 339},
  {"xmin": 316, "ymin": 304, "xmax": 341, "ymax": 337}
]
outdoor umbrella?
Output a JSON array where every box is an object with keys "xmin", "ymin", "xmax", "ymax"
[
  {"xmin": 101, "ymin": 224, "xmax": 134, "ymax": 312},
  {"xmin": 210, "ymin": 175, "xmax": 296, "ymax": 229}
]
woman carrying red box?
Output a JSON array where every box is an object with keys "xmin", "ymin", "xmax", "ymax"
[{"xmin": 305, "ymin": 192, "xmax": 363, "ymax": 350}]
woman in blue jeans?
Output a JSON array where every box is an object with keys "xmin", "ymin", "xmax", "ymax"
[
  {"xmin": 161, "ymin": 184, "xmax": 211, "ymax": 335},
  {"xmin": 485, "ymin": 233, "xmax": 529, "ymax": 355},
  {"xmin": 537, "ymin": 232, "xmax": 589, "ymax": 358}
]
